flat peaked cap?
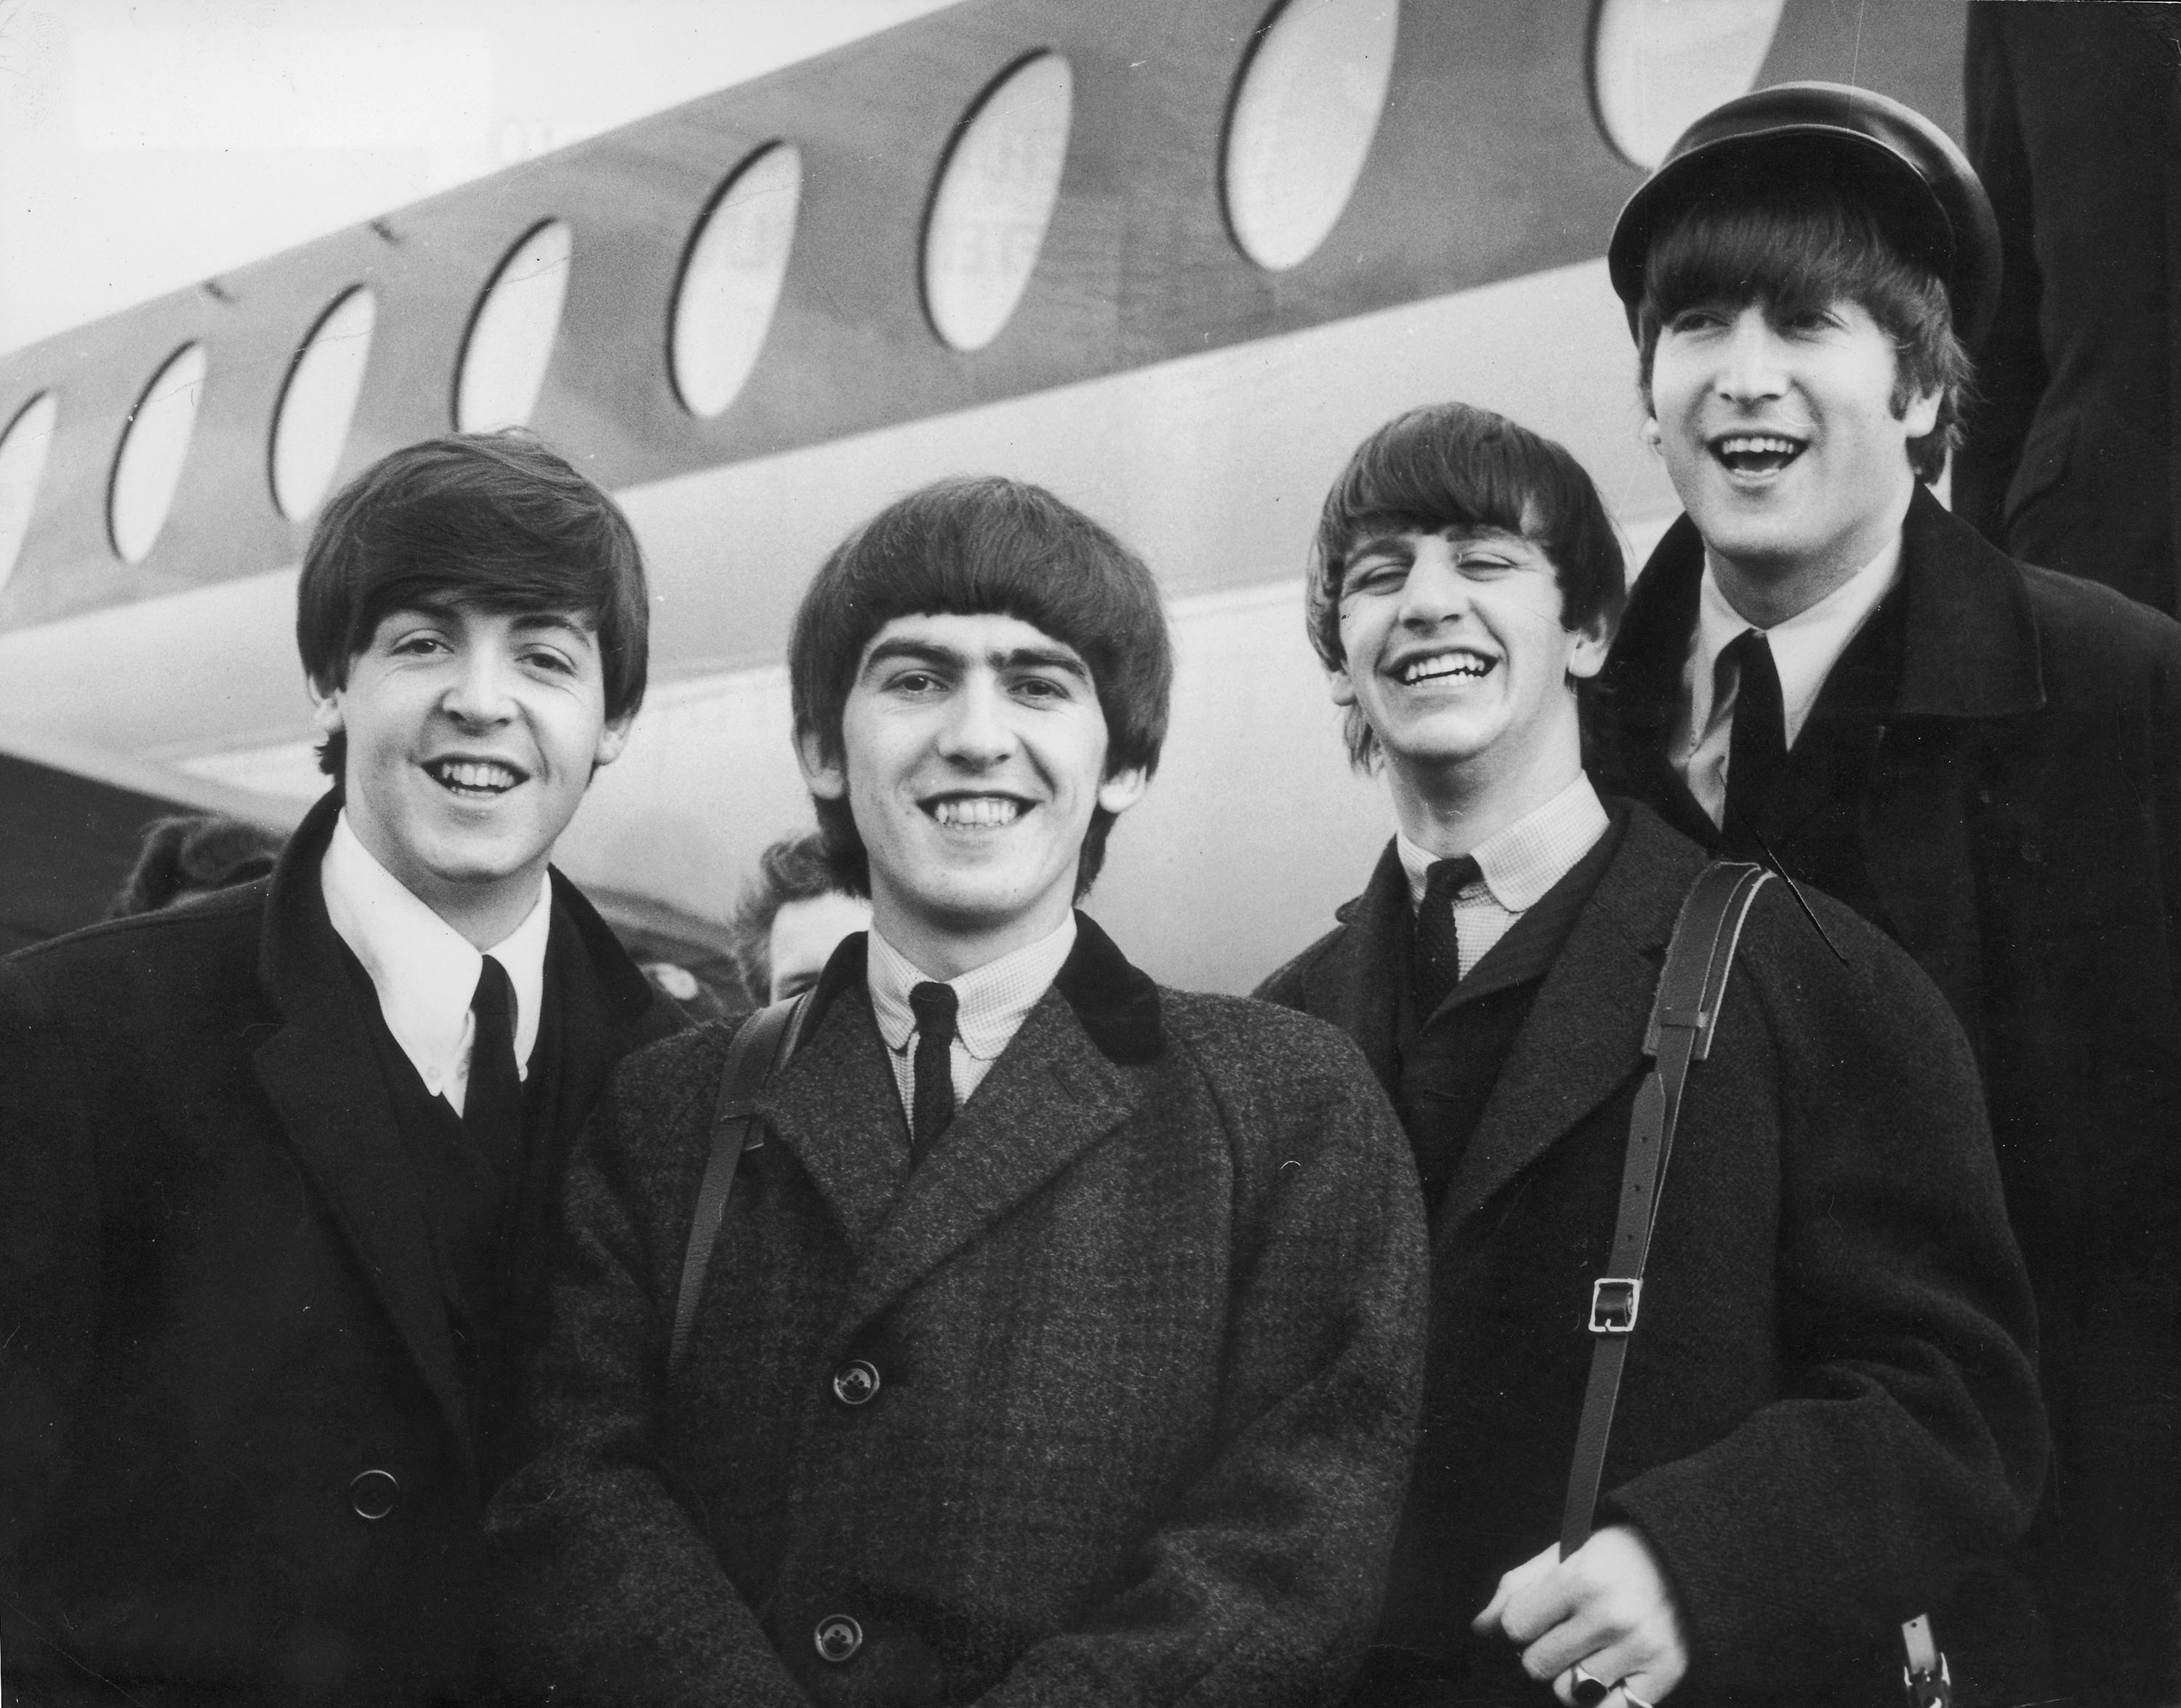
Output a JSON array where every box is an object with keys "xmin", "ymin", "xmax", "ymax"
[{"xmin": 1606, "ymin": 81, "xmax": 2000, "ymax": 348}]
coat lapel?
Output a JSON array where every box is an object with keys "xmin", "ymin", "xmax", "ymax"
[
  {"xmin": 763, "ymin": 915, "xmax": 1161, "ymax": 1346},
  {"xmin": 1438, "ymin": 809, "xmax": 1699, "ymax": 1233},
  {"xmin": 252, "ymin": 795, "xmax": 472, "ymax": 1457},
  {"xmin": 757, "ymin": 982, "xmax": 917, "ymax": 1254},
  {"xmin": 835, "ymin": 990, "xmax": 1144, "ymax": 1342},
  {"xmin": 1855, "ymin": 491, "xmax": 2041, "ymax": 1026},
  {"xmin": 1299, "ymin": 843, "xmax": 1410, "ymax": 1096}
]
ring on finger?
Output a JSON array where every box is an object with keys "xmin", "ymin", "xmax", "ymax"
[{"xmin": 1570, "ymin": 1664, "xmax": 1611, "ymax": 1707}]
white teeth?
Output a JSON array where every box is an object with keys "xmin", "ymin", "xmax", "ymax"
[
  {"xmin": 433, "ymin": 760, "xmax": 519, "ymax": 791},
  {"xmin": 1717, "ymin": 435, "xmax": 1803, "ymax": 457},
  {"xmin": 1400, "ymin": 652, "xmax": 1493, "ymax": 686},
  {"xmin": 933, "ymin": 796, "xmax": 1023, "ymax": 827}
]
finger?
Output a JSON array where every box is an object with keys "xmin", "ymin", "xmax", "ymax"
[
  {"xmin": 1476, "ymin": 1541, "xmax": 1562, "ymax": 1637},
  {"xmin": 1614, "ymin": 1659, "xmax": 1685, "ymax": 1708},
  {"xmin": 1472, "ymin": 1573, "xmax": 1514, "ymax": 1636},
  {"xmin": 1518, "ymin": 1613, "xmax": 1613, "ymax": 1687}
]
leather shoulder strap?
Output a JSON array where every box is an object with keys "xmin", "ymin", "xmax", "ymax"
[
  {"xmin": 1559, "ymin": 862, "xmax": 1770, "ymax": 1560},
  {"xmin": 667, "ymin": 992, "xmax": 810, "ymax": 1379}
]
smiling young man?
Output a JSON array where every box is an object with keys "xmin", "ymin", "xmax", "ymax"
[
  {"xmin": 1258, "ymin": 401, "xmax": 2043, "ymax": 1708},
  {"xmin": 0, "ymin": 433, "xmax": 680, "ymax": 1706},
  {"xmin": 486, "ymin": 475, "xmax": 1428, "ymax": 1708},
  {"xmin": 1587, "ymin": 83, "xmax": 2181, "ymax": 1707}
]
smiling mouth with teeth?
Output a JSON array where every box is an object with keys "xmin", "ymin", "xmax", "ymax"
[
  {"xmin": 428, "ymin": 758, "xmax": 524, "ymax": 795},
  {"xmin": 1399, "ymin": 652, "xmax": 1495, "ymax": 686},
  {"xmin": 1713, "ymin": 433, "xmax": 1807, "ymax": 476},
  {"xmin": 930, "ymin": 795, "xmax": 1025, "ymax": 828}
]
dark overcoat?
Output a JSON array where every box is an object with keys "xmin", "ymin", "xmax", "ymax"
[
  {"xmin": 1954, "ymin": 0, "xmax": 2179, "ymax": 615},
  {"xmin": 0, "ymin": 791, "xmax": 678, "ymax": 1707},
  {"xmin": 1591, "ymin": 489, "xmax": 2181, "ymax": 1704},
  {"xmin": 1257, "ymin": 804, "xmax": 2046, "ymax": 1707},
  {"xmin": 486, "ymin": 919, "xmax": 1429, "ymax": 1708}
]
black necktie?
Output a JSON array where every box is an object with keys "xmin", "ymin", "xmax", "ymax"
[
  {"xmin": 908, "ymin": 981, "xmax": 958, "ymax": 1162},
  {"xmin": 465, "ymin": 955, "xmax": 523, "ymax": 1179},
  {"xmin": 1721, "ymin": 628, "xmax": 1787, "ymax": 854},
  {"xmin": 1411, "ymin": 854, "xmax": 1481, "ymax": 1021}
]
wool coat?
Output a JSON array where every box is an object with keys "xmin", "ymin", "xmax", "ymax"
[
  {"xmin": 486, "ymin": 918, "xmax": 1429, "ymax": 1708},
  {"xmin": 0, "ymin": 791, "xmax": 679, "ymax": 1707},
  {"xmin": 1257, "ymin": 803, "xmax": 2046, "ymax": 1707},
  {"xmin": 1954, "ymin": 0, "xmax": 2179, "ymax": 615},
  {"xmin": 1591, "ymin": 488, "xmax": 2181, "ymax": 1704}
]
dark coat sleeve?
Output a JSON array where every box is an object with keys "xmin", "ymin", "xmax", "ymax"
[
  {"xmin": 1603, "ymin": 893, "xmax": 2047, "ymax": 1693},
  {"xmin": 487, "ymin": 1005, "xmax": 1429, "ymax": 1708},
  {"xmin": 0, "ymin": 959, "xmax": 104, "ymax": 1599}
]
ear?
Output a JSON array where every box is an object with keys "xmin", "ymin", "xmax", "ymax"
[
  {"xmin": 1640, "ymin": 417, "xmax": 1663, "ymax": 457},
  {"xmin": 1565, "ymin": 612, "xmax": 1614, "ymax": 682},
  {"xmin": 1096, "ymin": 765, "xmax": 1149, "ymax": 817},
  {"xmin": 795, "ymin": 724, "xmax": 847, "ymax": 801},
  {"xmin": 1327, "ymin": 662, "xmax": 1358, "ymax": 709},
  {"xmin": 593, "ymin": 710, "xmax": 635, "ymax": 770},
  {"xmin": 1899, "ymin": 384, "xmax": 1941, "ymax": 440},
  {"xmin": 308, "ymin": 675, "xmax": 345, "ymax": 737}
]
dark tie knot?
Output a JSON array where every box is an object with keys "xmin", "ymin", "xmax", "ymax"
[
  {"xmin": 1423, "ymin": 854, "xmax": 1482, "ymax": 903},
  {"xmin": 909, "ymin": 980, "xmax": 958, "ymax": 1042},
  {"xmin": 471, "ymin": 955, "xmax": 516, "ymax": 1046}
]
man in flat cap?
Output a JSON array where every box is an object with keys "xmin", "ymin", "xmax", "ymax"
[{"xmin": 1591, "ymin": 81, "xmax": 2181, "ymax": 1707}]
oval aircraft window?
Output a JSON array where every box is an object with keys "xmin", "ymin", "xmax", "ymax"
[
  {"xmin": 1591, "ymin": 0, "xmax": 1788, "ymax": 170},
  {"xmin": 272, "ymin": 284, "xmax": 377, "ymax": 521},
  {"xmin": 672, "ymin": 143, "xmax": 803, "ymax": 418},
  {"xmin": 1223, "ymin": 0, "xmax": 1399, "ymax": 273},
  {"xmin": 922, "ymin": 52, "xmax": 1074, "ymax": 353},
  {"xmin": 111, "ymin": 343, "xmax": 206, "ymax": 565},
  {"xmin": 456, "ymin": 219, "xmax": 573, "ymax": 432},
  {"xmin": 0, "ymin": 391, "xmax": 57, "ymax": 595}
]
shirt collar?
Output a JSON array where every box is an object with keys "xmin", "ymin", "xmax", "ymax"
[
  {"xmin": 320, "ymin": 810, "xmax": 552, "ymax": 1096},
  {"xmin": 1690, "ymin": 529, "xmax": 1903, "ymax": 747},
  {"xmin": 867, "ymin": 912, "xmax": 1079, "ymax": 1063},
  {"xmin": 1396, "ymin": 772, "xmax": 1610, "ymax": 910}
]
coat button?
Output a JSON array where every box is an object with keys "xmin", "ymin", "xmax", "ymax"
[
  {"xmin": 831, "ymin": 1359, "xmax": 881, "ymax": 1406},
  {"xmin": 349, "ymin": 1469, "xmax": 400, "ymax": 1520},
  {"xmin": 814, "ymin": 1614, "xmax": 863, "ymax": 1662}
]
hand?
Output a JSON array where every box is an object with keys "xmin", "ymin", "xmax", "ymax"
[{"xmin": 1471, "ymin": 1525, "xmax": 1689, "ymax": 1707}]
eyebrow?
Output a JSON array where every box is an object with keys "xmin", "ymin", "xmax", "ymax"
[
  {"xmin": 390, "ymin": 601, "xmax": 596, "ymax": 638},
  {"xmin": 861, "ymin": 636, "xmax": 1093, "ymax": 683}
]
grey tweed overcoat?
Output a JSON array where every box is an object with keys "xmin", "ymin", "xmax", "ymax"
[{"xmin": 487, "ymin": 916, "xmax": 1429, "ymax": 1708}]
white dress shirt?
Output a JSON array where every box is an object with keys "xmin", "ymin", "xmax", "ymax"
[
  {"xmin": 1675, "ymin": 533, "xmax": 1903, "ymax": 827},
  {"xmin": 1397, "ymin": 773, "xmax": 1611, "ymax": 979},
  {"xmin": 320, "ymin": 811, "xmax": 552, "ymax": 1115},
  {"xmin": 867, "ymin": 913, "xmax": 1077, "ymax": 1125}
]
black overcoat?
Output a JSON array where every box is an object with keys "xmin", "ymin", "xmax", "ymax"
[
  {"xmin": 486, "ymin": 920, "xmax": 1429, "ymax": 1708},
  {"xmin": 0, "ymin": 791, "xmax": 678, "ymax": 1706},
  {"xmin": 1591, "ymin": 489, "xmax": 2181, "ymax": 1704},
  {"xmin": 1258, "ymin": 804, "xmax": 2045, "ymax": 1707}
]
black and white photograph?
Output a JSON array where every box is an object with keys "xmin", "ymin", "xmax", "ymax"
[{"xmin": 0, "ymin": 2, "xmax": 2174, "ymax": 1704}]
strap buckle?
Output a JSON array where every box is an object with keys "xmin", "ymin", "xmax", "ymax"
[
  {"xmin": 1900, "ymin": 1613, "xmax": 1951, "ymax": 1708},
  {"xmin": 1588, "ymin": 1277, "xmax": 1642, "ymax": 1334},
  {"xmin": 1903, "ymin": 1652, "xmax": 1951, "ymax": 1708}
]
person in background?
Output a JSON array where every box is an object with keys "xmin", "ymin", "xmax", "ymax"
[
  {"xmin": 105, "ymin": 811, "xmax": 286, "ymax": 920},
  {"xmin": 1954, "ymin": 1, "xmax": 2179, "ymax": 615},
  {"xmin": 727, "ymin": 829, "xmax": 875, "ymax": 1002},
  {"xmin": 1260, "ymin": 401, "xmax": 2042, "ymax": 1707},
  {"xmin": 0, "ymin": 431, "xmax": 681, "ymax": 1706},
  {"xmin": 488, "ymin": 474, "xmax": 1428, "ymax": 1708},
  {"xmin": 1588, "ymin": 81, "xmax": 2181, "ymax": 1705}
]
